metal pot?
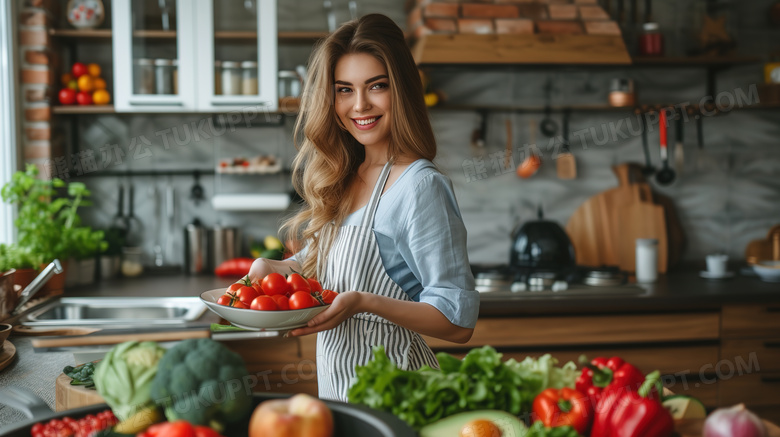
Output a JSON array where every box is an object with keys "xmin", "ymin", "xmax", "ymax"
[
  {"xmin": 509, "ymin": 207, "xmax": 576, "ymax": 282},
  {"xmin": 0, "ymin": 387, "xmax": 416, "ymax": 437}
]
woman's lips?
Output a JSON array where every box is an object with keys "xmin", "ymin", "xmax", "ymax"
[{"xmin": 352, "ymin": 116, "xmax": 381, "ymax": 130}]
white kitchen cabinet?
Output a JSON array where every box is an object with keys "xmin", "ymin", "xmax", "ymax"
[{"xmin": 112, "ymin": 0, "xmax": 277, "ymax": 113}]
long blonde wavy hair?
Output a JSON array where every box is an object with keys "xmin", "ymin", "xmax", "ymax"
[{"xmin": 281, "ymin": 14, "xmax": 436, "ymax": 279}]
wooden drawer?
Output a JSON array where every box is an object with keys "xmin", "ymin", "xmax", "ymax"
[
  {"xmin": 423, "ymin": 312, "xmax": 720, "ymax": 349},
  {"xmin": 722, "ymin": 337, "xmax": 780, "ymax": 372},
  {"xmin": 722, "ymin": 304, "xmax": 780, "ymax": 338},
  {"xmin": 225, "ymin": 337, "xmax": 317, "ymax": 396},
  {"xmin": 720, "ymin": 372, "xmax": 780, "ymax": 407}
]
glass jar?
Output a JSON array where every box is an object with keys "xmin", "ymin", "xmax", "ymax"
[
  {"xmin": 154, "ymin": 59, "xmax": 174, "ymax": 95},
  {"xmin": 133, "ymin": 58, "xmax": 155, "ymax": 94},
  {"xmin": 278, "ymin": 70, "xmax": 301, "ymax": 98},
  {"xmin": 221, "ymin": 61, "xmax": 241, "ymax": 96},
  {"xmin": 639, "ymin": 22, "xmax": 664, "ymax": 56},
  {"xmin": 172, "ymin": 59, "xmax": 179, "ymax": 95},
  {"xmin": 214, "ymin": 60, "xmax": 222, "ymax": 95},
  {"xmin": 121, "ymin": 246, "xmax": 144, "ymax": 278},
  {"xmin": 241, "ymin": 61, "xmax": 258, "ymax": 95},
  {"xmin": 635, "ymin": 238, "xmax": 658, "ymax": 283}
]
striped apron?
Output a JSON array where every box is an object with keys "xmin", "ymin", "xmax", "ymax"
[{"xmin": 315, "ymin": 161, "xmax": 440, "ymax": 401}]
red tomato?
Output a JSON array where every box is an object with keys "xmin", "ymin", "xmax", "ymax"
[
  {"xmin": 236, "ymin": 286, "xmax": 259, "ymax": 306},
  {"xmin": 58, "ymin": 88, "xmax": 77, "ymax": 105},
  {"xmin": 251, "ymin": 279, "xmax": 264, "ymax": 295},
  {"xmin": 76, "ymin": 91, "xmax": 92, "ymax": 105},
  {"xmin": 250, "ymin": 295, "xmax": 278, "ymax": 311},
  {"xmin": 270, "ymin": 294, "xmax": 290, "ymax": 310},
  {"xmin": 287, "ymin": 273, "xmax": 311, "ymax": 293},
  {"xmin": 289, "ymin": 291, "xmax": 316, "ymax": 310},
  {"xmin": 320, "ymin": 289, "xmax": 338, "ymax": 305},
  {"xmin": 194, "ymin": 426, "xmax": 225, "ymax": 437},
  {"xmin": 261, "ymin": 273, "xmax": 292, "ymax": 297},
  {"xmin": 71, "ymin": 62, "xmax": 88, "ymax": 78},
  {"xmin": 230, "ymin": 300, "xmax": 248, "ymax": 309},
  {"xmin": 226, "ymin": 283, "xmax": 243, "ymax": 295},
  {"xmin": 307, "ymin": 278, "xmax": 323, "ymax": 292},
  {"xmin": 217, "ymin": 294, "xmax": 233, "ymax": 306}
]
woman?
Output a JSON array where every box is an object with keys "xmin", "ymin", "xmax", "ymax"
[{"xmin": 247, "ymin": 13, "xmax": 479, "ymax": 401}]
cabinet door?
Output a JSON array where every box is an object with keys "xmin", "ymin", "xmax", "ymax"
[
  {"xmin": 112, "ymin": 0, "xmax": 198, "ymax": 112},
  {"xmin": 194, "ymin": 0, "xmax": 278, "ymax": 112}
]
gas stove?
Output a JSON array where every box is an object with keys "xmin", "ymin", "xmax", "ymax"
[{"xmin": 471, "ymin": 264, "xmax": 645, "ymax": 298}]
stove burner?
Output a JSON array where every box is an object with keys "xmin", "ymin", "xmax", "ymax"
[{"xmin": 582, "ymin": 266, "xmax": 626, "ymax": 286}]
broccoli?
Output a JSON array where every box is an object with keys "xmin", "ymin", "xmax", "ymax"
[{"xmin": 150, "ymin": 338, "xmax": 252, "ymax": 432}]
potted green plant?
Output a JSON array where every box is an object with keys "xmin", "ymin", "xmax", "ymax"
[
  {"xmin": 1, "ymin": 164, "xmax": 107, "ymax": 291},
  {"xmin": 59, "ymin": 181, "xmax": 107, "ymax": 286}
]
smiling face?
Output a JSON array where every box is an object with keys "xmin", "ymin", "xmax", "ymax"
[{"xmin": 333, "ymin": 53, "xmax": 392, "ymax": 151}]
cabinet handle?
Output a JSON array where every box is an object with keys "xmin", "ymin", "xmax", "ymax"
[
  {"xmin": 128, "ymin": 100, "xmax": 184, "ymax": 106},
  {"xmin": 760, "ymin": 376, "xmax": 780, "ymax": 383},
  {"xmin": 209, "ymin": 100, "xmax": 271, "ymax": 106},
  {"xmin": 764, "ymin": 341, "xmax": 780, "ymax": 348}
]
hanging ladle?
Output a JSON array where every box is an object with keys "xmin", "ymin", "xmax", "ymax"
[{"xmin": 655, "ymin": 109, "xmax": 676, "ymax": 186}]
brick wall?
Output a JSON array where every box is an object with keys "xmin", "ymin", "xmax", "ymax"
[
  {"xmin": 17, "ymin": 0, "xmax": 54, "ymax": 176},
  {"xmin": 407, "ymin": 0, "xmax": 621, "ymax": 39}
]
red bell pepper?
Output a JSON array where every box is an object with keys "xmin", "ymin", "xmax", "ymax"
[
  {"xmin": 137, "ymin": 420, "xmax": 225, "ymax": 437},
  {"xmin": 591, "ymin": 370, "xmax": 673, "ymax": 437},
  {"xmin": 532, "ymin": 387, "xmax": 594, "ymax": 434},
  {"xmin": 214, "ymin": 258, "xmax": 255, "ymax": 277},
  {"xmin": 576, "ymin": 356, "xmax": 646, "ymax": 408}
]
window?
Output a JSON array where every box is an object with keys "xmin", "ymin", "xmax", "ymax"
[{"xmin": 0, "ymin": 0, "xmax": 20, "ymax": 244}]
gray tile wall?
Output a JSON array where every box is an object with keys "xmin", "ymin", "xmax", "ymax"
[{"xmin": 67, "ymin": 0, "xmax": 779, "ymax": 268}]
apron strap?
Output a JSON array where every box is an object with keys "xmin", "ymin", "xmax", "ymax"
[{"xmin": 360, "ymin": 161, "xmax": 394, "ymax": 229}]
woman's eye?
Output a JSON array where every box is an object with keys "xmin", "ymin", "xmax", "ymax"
[
  {"xmin": 337, "ymin": 87, "xmax": 352, "ymax": 93},
  {"xmin": 371, "ymin": 82, "xmax": 389, "ymax": 90}
]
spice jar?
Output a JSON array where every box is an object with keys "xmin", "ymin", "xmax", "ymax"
[
  {"xmin": 635, "ymin": 238, "xmax": 658, "ymax": 283},
  {"xmin": 278, "ymin": 70, "xmax": 301, "ymax": 98},
  {"xmin": 608, "ymin": 78, "xmax": 636, "ymax": 107},
  {"xmin": 121, "ymin": 246, "xmax": 144, "ymax": 277},
  {"xmin": 221, "ymin": 61, "xmax": 241, "ymax": 96},
  {"xmin": 154, "ymin": 58, "xmax": 174, "ymax": 95},
  {"xmin": 133, "ymin": 58, "xmax": 155, "ymax": 94},
  {"xmin": 639, "ymin": 22, "xmax": 664, "ymax": 56},
  {"xmin": 241, "ymin": 61, "xmax": 258, "ymax": 95}
]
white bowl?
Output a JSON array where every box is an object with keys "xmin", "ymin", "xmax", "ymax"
[
  {"xmin": 200, "ymin": 288, "xmax": 329, "ymax": 331},
  {"xmin": 752, "ymin": 261, "xmax": 780, "ymax": 283}
]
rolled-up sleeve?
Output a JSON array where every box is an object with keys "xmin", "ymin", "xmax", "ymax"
[{"xmin": 398, "ymin": 172, "xmax": 480, "ymax": 329}]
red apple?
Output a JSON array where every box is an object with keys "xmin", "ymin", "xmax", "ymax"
[
  {"xmin": 249, "ymin": 393, "xmax": 333, "ymax": 437},
  {"xmin": 58, "ymin": 88, "xmax": 77, "ymax": 105},
  {"xmin": 76, "ymin": 91, "xmax": 93, "ymax": 105},
  {"xmin": 71, "ymin": 62, "xmax": 88, "ymax": 78}
]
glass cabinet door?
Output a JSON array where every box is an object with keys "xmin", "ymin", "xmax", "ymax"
[
  {"xmin": 194, "ymin": 0, "xmax": 278, "ymax": 112},
  {"xmin": 112, "ymin": 0, "xmax": 197, "ymax": 112}
]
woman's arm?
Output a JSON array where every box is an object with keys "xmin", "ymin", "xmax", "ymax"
[
  {"xmin": 240, "ymin": 258, "xmax": 302, "ymax": 284},
  {"xmin": 288, "ymin": 291, "xmax": 474, "ymax": 344}
]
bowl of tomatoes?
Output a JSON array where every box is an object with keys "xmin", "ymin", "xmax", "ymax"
[{"xmin": 200, "ymin": 273, "xmax": 338, "ymax": 331}]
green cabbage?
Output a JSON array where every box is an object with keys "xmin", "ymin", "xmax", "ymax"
[{"xmin": 93, "ymin": 341, "xmax": 166, "ymax": 421}]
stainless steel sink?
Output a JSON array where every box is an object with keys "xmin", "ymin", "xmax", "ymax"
[{"xmin": 20, "ymin": 297, "xmax": 207, "ymax": 326}]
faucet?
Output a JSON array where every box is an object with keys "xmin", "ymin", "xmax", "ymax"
[{"xmin": 12, "ymin": 260, "xmax": 63, "ymax": 316}]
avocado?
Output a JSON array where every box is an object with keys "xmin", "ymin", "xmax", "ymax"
[
  {"xmin": 419, "ymin": 410, "xmax": 527, "ymax": 437},
  {"xmin": 663, "ymin": 395, "xmax": 707, "ymax": 419}
]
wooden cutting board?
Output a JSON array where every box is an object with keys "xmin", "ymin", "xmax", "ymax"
[
  {"xmin": 55, "ymin": 373, "xmax": 105, "ymax": 411},
  {"xmin": 613, "ymin": 184, "xmax": 668, "ymax": 273}
]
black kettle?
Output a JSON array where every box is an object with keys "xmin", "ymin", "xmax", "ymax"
[{"xmin": 509, "ymin": 207, "xmax": 576, "ymax": 279}]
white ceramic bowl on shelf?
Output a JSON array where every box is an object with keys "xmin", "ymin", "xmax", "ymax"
[
  {"xmin": 752, "ymin": 261, "xmax": 780, "ymax": 283},
  {"xmin": 200, "ymin": 288, "xmax": 329, "ymax": 331}
]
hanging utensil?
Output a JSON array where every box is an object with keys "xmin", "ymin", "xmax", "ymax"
[
  {"xmin": 517, "ymin": 119, "xmax": 541, "ymax": 179},
  {"xmin": 540, "ymin": 80, "xmax": 558, "ymax": 137},
  {"xmin": 323, "ymin": 0, "xmax": 336, "ymax": 32},
  {"xmin": 504, "ymin": 118, "xmax": 512, "ymax": 169},
  {"xmin": 556, "ymin": 110, "xmax": 576, "ymax": 180},
  {"xmin": 190, "ymin": 171, "xmax": 205, "ymax": 205},
  {"xmin": 165, "ymin": 180, "xmax": 176, "ymax": 263},
  {"xmin": 674, "ymin": 109, "xmax": 685, "ymax": 176},
  {"xmin": 109, "ymin": 185, "xmax": 129, "ymax": 240},
  {"xmin": 150, "ymin": 183, "xmax": 164, "ymax": 267},
  {"xmin": 639, "ymin": 111, "xmax": 655, "ymax": 177},
  {"xmin": 655, "ymin": 109, "xmax": 676, "ymax": 186},
  {"xmin": 125, "ymin": 183, "xmax": 144, "ymax": 247}
]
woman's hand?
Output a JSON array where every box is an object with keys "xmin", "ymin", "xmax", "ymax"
[
  {"xmin": 288, "ymin": 291, "xmax": 365, "ymax": 336},
  {"xmin": 247, "ymin": 258, "xmax": 276, "ymax": 283}
]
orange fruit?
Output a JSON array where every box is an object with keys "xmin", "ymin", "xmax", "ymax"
[
  {"xmin": 60, "ymin": 73, "xmax": 73, "ymax": 86},
  {"xmin": 77, "ymin": 75, "xmax": 95, "ymax": 92},
  {"xmin": 93, "ymin": 77, "xmax": 107, "ymax": 90},
  {"xmin": 92, "ymin": 89, "xmax": 111, "ymax": 105},
  {"xmin": 87, "ymin": 63, "xmax": 101, "ymax": 77}
]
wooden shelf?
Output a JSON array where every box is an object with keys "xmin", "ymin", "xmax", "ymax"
[
  {"xmin": 50, "ymin": 28, "xmax": 328, "ymax": 42},
  {"xmin": 632, "ymin": 55, "xmax": 763, "ymax": 67},
  {"xmin": 49, "ymin": 28, "xmax": 112, "ymax": 39},
  {"xmin": 52, "ymin": 105, "xmax": 116, "ymax": 114},
  {"xmin": 431, "ymin": 103, "xmax": 780, "ymax": 114}
]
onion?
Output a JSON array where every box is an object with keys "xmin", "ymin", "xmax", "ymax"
[{"xmin": 703, "ymin": 404, "xmax": 768, "ymax": 437}]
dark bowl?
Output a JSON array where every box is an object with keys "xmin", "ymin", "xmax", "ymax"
[{"xmin": 0, "ymin": 393, "xmax": 416, "ymax": 437}]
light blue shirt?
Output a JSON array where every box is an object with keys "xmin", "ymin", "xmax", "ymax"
[{"xmin": 294, "ymin": 159, "xmax": 479, "ymax": 329}]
